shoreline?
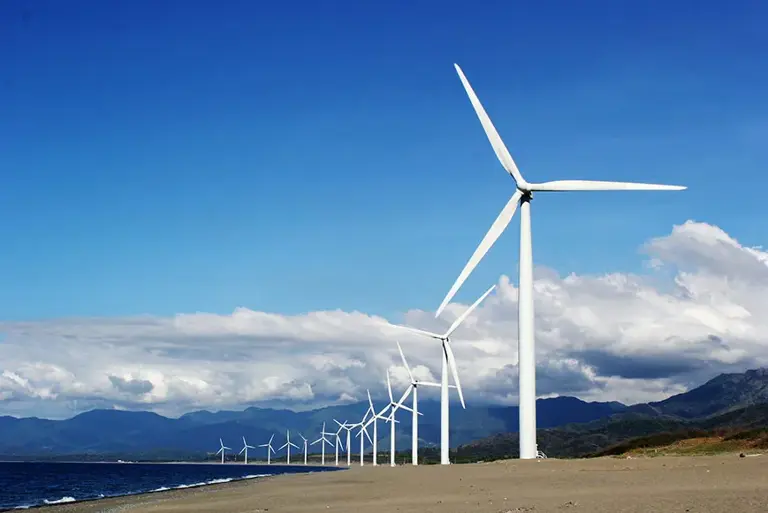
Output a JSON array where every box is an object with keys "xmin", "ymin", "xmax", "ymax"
[
  {"xmin": 41, "ymin": 453, "xmax": 768, "ymax": 513},
  {"xmin": 5, "ymin": 465, "xmax": 344, "ymax": 512}
]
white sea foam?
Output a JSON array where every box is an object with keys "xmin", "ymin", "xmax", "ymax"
[
  {"xmin": 171, "ymin": 473, "xmax": 271, "ymax": 490},
  {"xmin": 43, "ymin": 496, "xmax": 77, "ymax": 505}
]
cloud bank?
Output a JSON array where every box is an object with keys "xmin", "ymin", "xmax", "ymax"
[{"xmin": 1, "ymin": 221, "xmax": 767, "ymax": 419}]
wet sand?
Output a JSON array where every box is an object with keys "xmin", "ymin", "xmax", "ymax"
[{"xmin": 52, "ymin": 454, "xmax": 768, "ymax": 513}]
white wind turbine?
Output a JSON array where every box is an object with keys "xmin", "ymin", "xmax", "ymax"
[
  {"xmin": 215, "ymin": 438, "xmax": 230, "ymax": 464},
  {"xmin": 334, "ymin": 419, "xmax": 354, "ymax": 466},
  {"xmin": 361, "ymin": 389, "xmax": 392, "ymax": 466},
  {"xmin": 392, "ymin": 284, "xmax": 496, "ymax": 464},
  {"xmin": 311, "ymin": 422, "xmax": 334, "ymax": 465},
  {"xmin": 383, "ymin": 370, "xmax": 421, "ymax": 467},
  {"xmin": 298, "ymin": 433, "xmax": 309, "ymax": 465},
  {"xmin": 258, "ymin": 434, "xmax": 276, "ymax": 464},
  {"xmin": 332, "ymin": 424, "xmax": 346, "ymax": 466},
  {"xmin": 355, "ymin": 411, "xmax": 374, "ymax": 466},
  {"xmin": 436, "ymin": 63, "xmax": 687, "ymax": 460},
  {"xmin": 239, "ymin": 436, "xmax": 255, "ymax": 464},
  {"xmin": 393, "ymin": 340, "xmax": 452, "ymax": 465},
  {"xmin": 278, "ymin": 430, "xmax": 299, "ymax": 464}
]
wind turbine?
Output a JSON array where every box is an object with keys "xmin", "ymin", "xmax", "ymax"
[
  {"xmin": 334, "ymin": 419, "xmax": 354, "ymax": 466},
  {"xmin": 278, "ymin": 430, "xmax": 299, "ymax": 464},
  {"xmin": 311, "ymin": 422, "xmax": 334, "ymax": 465},
  {"xmin": 332, "ymin": 424, "xmax": 345, "ymax": 466},
  {"xmin": 436, "ymin": 63, "xmax": 687, "ymax": 460},
  {"xmin": 355, "ymin": 412, "xmax": 374, "ymax": 466},
  {"xmin": 215, "ymin": 438, "xmax": 230, "ymax": 464},
  {"xmin": 361, "ymin": 389, "xmax": 392, "ymax": 466},
  {"xmin": 298, "ymin": 433, "xmax": 309, "ymax": 465},
  {"xmin": 392, "ymin": 284, "xmax": 495, "ymax": 464},
  {"xmin": 384, "ymin": 369, "xmax": 421, "ymax": 467},
  {"xmin": 258, "ymin": 434, "xmax": 276, "ymax": 464},
  {"xmin": 393, "ymin": 340, "xmax": 451, "ymax": 465},
  {"xmin": 239, "ymin": 436, "xmax": 255, "ymax": 464}
]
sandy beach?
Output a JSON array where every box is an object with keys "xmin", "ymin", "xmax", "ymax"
[{"xmin": 51, "ymin": 454, "xmax": 768, "ymax": 513}]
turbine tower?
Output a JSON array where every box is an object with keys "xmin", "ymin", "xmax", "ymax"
[
  {"xmin": 215, "ymin": 438, "xmax": 230, "ymax": 464},
  {"xmin": 334, "ymin": 419, "xmax": 354, "ymax": 466},
  {"xmin": 383, "ymin": 369, "xmax": 421, "ymax": 467},
  {"xmin": 393, "ymin": 284, "xmax": 495, "ymax": 464},
  {"xmin": 239, "ymin": 436, "xmax": 255, "ymax": 464},
  {"xmin": 332, "ymin": 424, "xmax": 345, "ymax": 466},
  {"xmin": 355, "ymin": 412, "xmax": 373, "ymax": 466},
  {"xmin": 278, "ymin": 430, "xmax": 299, "ymax": 464},
  {"xmin": 298, "ymin": 433, "xmax": 309, "ymax": 465},
  {"xmin": 361, "ymin": 389, "xmax": 392, "ymax": 466},
  {"xmin": 311, "ymin": 422, "xmax": 334, "ymax": 465},
  {"xmin": 436, "ymin": 63, "xmax": 687, "ymax": 459},
  {"xmin": 258, "ymin": 434, "xmax": 276, "ymax": 464},
  {"xmin": 393, "ymin": 341, "xmax": 450, "ymax": 465}
]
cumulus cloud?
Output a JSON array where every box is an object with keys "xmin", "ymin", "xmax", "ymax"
[{"xmin": 1, "ymin": 221, "xmax": 767, "ymax": 419}]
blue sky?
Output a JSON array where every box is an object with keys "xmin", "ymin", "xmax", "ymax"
[{"xmin": 1, "ymin": 0, "xmax": 766, "ymax": 321}]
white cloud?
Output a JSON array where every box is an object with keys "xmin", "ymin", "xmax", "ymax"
[{"xmin": 1, "ymin": 220, "xmax": 767, "ymax": 419}]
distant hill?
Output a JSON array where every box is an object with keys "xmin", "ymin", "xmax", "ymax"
[
  {"xmin": 645, "ymin": 368, "xmax": 768, "ymax": 419},
  {"xmin": 454, "ymin": 368, "xmax": 768, "ymax": 461},
  {"xmin": 3, "ymin": 367, "xmax": 768, "ymax": 462}
]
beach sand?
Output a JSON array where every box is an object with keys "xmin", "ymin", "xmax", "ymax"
[{"xmin": 52, "ymin": 454, "xmax": 768, "ymax": 513}]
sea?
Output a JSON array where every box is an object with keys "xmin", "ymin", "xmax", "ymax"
[{"xmin": 0, "ymin": 461, "xmax": 343, "ymax": 510}]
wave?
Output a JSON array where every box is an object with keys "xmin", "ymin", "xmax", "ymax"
[
  {"xmin": 43, "ymin": 497, "xmax": 76, "ymax": 505},
  {"xmin": 4, "ymin": 473, "xmax": 274, "ymax": 511}
]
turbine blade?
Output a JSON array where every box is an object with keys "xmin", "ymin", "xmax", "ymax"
[
  {"xmin": 398, "ymin": 403, "xmax": 419, "ymax": 415},
  {"xmin": 239, "ymin": 447, "xmax": 246, "ymax": 455},
  {"xmin": 270, "ymin": 446, "xmax": 276, "ymax": 454},
  {"xmin": 396, "ymin": 341, "xmax": 415, "ymax": 382},
  {"xmin": 444, "ymin": 342, "xmax": 466, "ymax": 409},
  {"xmin": 454, "ymin": 63, "xmax": 526, "ymax": 185},
  {"xmin": 444, "ymin": 283, "xmax": 496, "ymax": 338},
  {"xmin": 386, "ymin": 370, "xmax": 394, "ymax": 403},
  {"xmin": 391, "ymin": 324, "xmax": 442, "ymax": 340},
  {"xmin": 367, "ymin": 389, "xmax": 374, "ymax": 411},
  {"xmin": 529, "ymin": 180, "xmax": 687, "ymax": 192},
  {"xmin": 394, "ymin": 385, "xmax": 412, "ymax": 410},
  {"xmin": 269, "ymin": 434, "xmax": 274, "ymax": 444},
  {"xmin": 435, "ymin": 191, "xmax": 522, "ymax": 318}
]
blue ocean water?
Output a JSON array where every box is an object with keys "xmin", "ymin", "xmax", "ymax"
[{"xmin": 0, "ymin": 461, "xmax": 342, "ymax": 510}]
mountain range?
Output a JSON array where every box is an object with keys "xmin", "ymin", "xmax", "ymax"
[
  {"xmin": 457, "ymin": 368, "xmax": 768, "ymax": 460},
  {"xmin": 2, "ymin": 368, "xmax": 768, "ymax": 461}
]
